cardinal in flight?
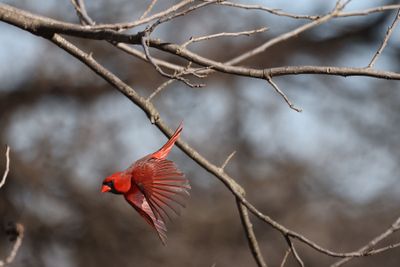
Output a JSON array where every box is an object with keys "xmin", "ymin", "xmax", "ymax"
[{"xmin": 101, "ymin": 122, "xmax": 190, "ymax": 245}]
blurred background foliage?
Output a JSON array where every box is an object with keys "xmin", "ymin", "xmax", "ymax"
[{"xmin": 1, "ymin": 0, "xmax": 400, "ymax": 266}]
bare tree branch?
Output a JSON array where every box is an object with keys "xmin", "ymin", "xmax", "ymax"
[
  {"xmin": 149, "ymin": 41, "xmax": 400, "ymax": 80},
  {"xmin": 225, "ymin": 0, "xmax": 350, "ymax": 66},
  {"xmin": 70, "ymin": 0, "xmax": 94, "ymax": 25},
  {"xmin": 72, "ymin": 2, "xmax": 400, "ymax": 30},
  {"xmin": 3, "ymin": 4, "xmax": 400, "ymax": 83},
  {"xmin": 218, "ymin": 2, "xmax": 400, "ymax": 20},
  {"xmin": 147, "ymin": 79, "xmax": 176, "ymax": 102},
  {"xmin": 285, "ymin": 236, "xmax": 304, "ymax": 267},
  {"xmin": 331, "ymin": 217, "xmax": 400, "ymax": 267},
  {"xmin": 266, "ymin": 76, "xmax": 302, "ymax": 112},
  {"xmin": 144, "ymin": 0, "xmax": 219, "ymax": 34},
  {"xmin": 182, "ymin": 27, "xmax": 268, "ymax": 47},
  {"xmin": 69, "ymin": 1, "xmax": 194, "ymax": 75},
  {"xmin": 0, "ymin": 145, "xmax": 10, "ymax": 189},
  {"xmin": 0, "ymin": 4, "xmax": 142, "ymax": 43},
  {"xmin": 140, "ymin": 33, "xmax": 204, "ymax": 88},
  {"xmin": 237, "ymin": 199, "xmax": 268, "ymax": 267},
  {"xmin": 362, "ymin": 242, "xmax": 400, "ymax": 255},
  {"xmin": 0, "ymin": 223, "xmax": 24, "ymax": 267},
  {"xmin": 140, "ymin": 0, "xmax": 158, "ymax": 20},
  {"xmin": 279, "ymin": 248, "xmax": 291, "ymax": 267},
  {"xmin": 146, "ymin": 62, "xmax": 199, "ymax": 101},
  {"xmin": 70, "ymin": 1, "xmax": 204, "ymax": 86},
  {"xmin": 338, "ymin": 4, "xmax": 400, "ymax": 18},
  {"xmin": 368, "ymin": 8, "xmax": 400, "ymax": 68},
  {"xmin": 240, "ymin": 197, "xmax": 400, "ymax": 258},
  {"xmin": 87, "ymin": 0, "xmax": 195, "ymax": 31},
  {"xmin": 216, "ymin": 1, "xmax": 319, "ymax": 20},
  {"xmin": 220, "ymin": 151, "xmax": 236, "ymax": 171},
  {"xmin": 116, "ymin": 43, "xmax": 188, "ymax": 72}
]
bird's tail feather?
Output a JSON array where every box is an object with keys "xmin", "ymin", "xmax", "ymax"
[{"xmin": 152, "ymin": 122, "xmax": 183, "ymax": 160}]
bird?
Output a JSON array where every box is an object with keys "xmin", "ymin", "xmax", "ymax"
[{"xmin": 101, "ymin": 122, "xmax": 190, "ymax": 245}]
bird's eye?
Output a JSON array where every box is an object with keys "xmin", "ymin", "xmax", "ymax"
[
  {"xmin": 103, "ymin": 181, "xmax": 114, "ymax": 189},
  {"xmin": 103, "ymin": 180, "xmax": 121, "ymax": 194}
]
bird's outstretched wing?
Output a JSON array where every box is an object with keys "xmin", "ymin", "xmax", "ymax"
[
  {"xmin": 124, "ymin": 187, "xmax": 168, "ymax": 245},
  {"xmin": 131, "ymin": 158, "xmax": 190, "ymax": 224}
]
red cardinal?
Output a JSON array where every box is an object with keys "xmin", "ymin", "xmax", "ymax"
[{"xmin": 101, "ymin": 123, "xmax": 190, "ymax": 245}]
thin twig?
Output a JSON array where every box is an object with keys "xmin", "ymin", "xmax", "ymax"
[
  {"xmin": 237, "ymin": 198, "xmax": 268, "ymax": 267},
  {"xmin": 367, "ymin": 8, "xmax": 400, "ymax": 68},
  {"xmin": 363, "ymin": 242, "xmax": 400, "ymax": 255},
  {"xmin": 239, "ymin": 196, "xmax": 400, "ymax": 259},
  {"xmin": 331, "ymin": 217, "xmax": 400, "ymax": 267},
  {"xmin": 217, "ymin": 1, "xmax": 318, "ymax": 20},
  {"xmin": 70, "ymin": 0, "xmax": 86, "ymax": 24},
  {"xmin": 266, "ymin": 76, "xmax": 302, "ymax": 112},
  {"xmin": 225, "ymin": 0, "xmax": 350, "ymax": 66},
  {"xmin": 140, "ymin": 33, "xmax": 204, "ymax": 88},
  {"xmin": 145, "ymin": 0, "xmax": 219, "ymax": 34},
  {"xmin": 117, "ymin": 43, "xmax": 189, "ymax": 72},
  {"xmin": 140, "ymin": 0, "xmax": 158, "ymax": 20},
  {"xmin": 70, "ymin": 0, "xmax": 94, "ymax": 25},
  {"xmin": 279, "ymin": 248, "xmax": 291, "ymax": 267},
  {"xmin": 220, "ymin": 151, "xmax": 236, "ymax": 171},
  {"xmin": 220, "ymin": 0, "xmax": 400, "ymax": 20},
  {"xmin": 147, "ymin": 79, "xmax": 176, "ymax": 101},
  {"xmin": 117, "ymin": 43, "xmax": 210, "ymax": 77},
  {"xmin": 366, "ymin": 242, "xmax": 400, "ymax": 255},
  {"xmin": 285, "ymin": 236, "xmax": 304, "ymax": 267},
  {"xmin": 69, "ymin": 1, "xmax": 200, "ymax": 76},
  {"xmin": 222, "ymin": 1, "xmax": 400, "ymax": 20},
  {"xmin": 0, "ymin": 4, "xmax": 142, "ymax": 44},
  {"xmin": 338, "ymin": 4, "xmax": 400, "ymax": 18},
  {"xmin": 0, "ymin": 145, "xmax": 10, "ymax": 189},
  {"xmin": 146, "ymin": 62, "xmax": 199, "ymax": 101},
  {"xmin": 87, "ymin": 0, "xmax": 195, "ymax": 31},
  {"xmin": 182, "ymin": 27, "xmax": 268, "ymax": 47},
  {"xmin": 0, "ymin": 224, "xmax": 24, "ymax": 267}
]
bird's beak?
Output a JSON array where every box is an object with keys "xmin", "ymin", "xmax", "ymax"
[{"xmin": 101, "ymin": 185, "xmax": 111, "ymax": 193}]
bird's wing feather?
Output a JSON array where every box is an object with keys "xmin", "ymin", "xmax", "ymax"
[
  {"xmin": 131, "ymin": 158, "xmax": 190, "ymax": 223},
  {"xmin": 124, "ymin": 188, "xmax": 167, "ymax": 245}
]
